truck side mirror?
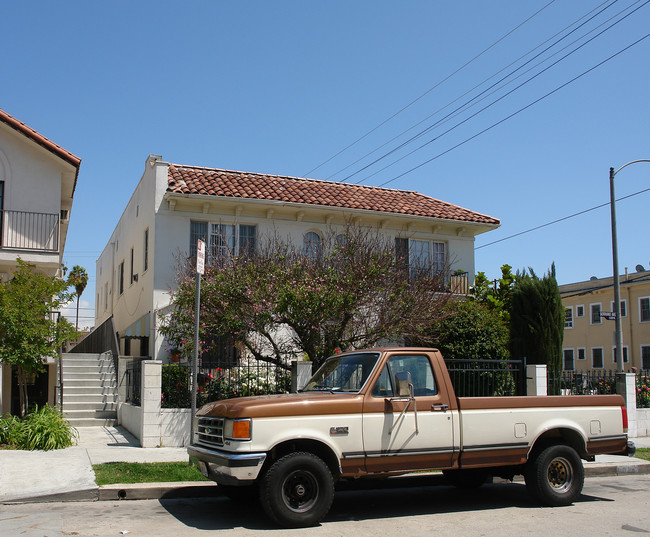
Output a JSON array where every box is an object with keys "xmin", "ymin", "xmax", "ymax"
[{"xmin": 394, "ymin": 371, "xmax": 413, "ymax": 398}]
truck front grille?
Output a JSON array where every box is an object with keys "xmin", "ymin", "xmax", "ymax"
[{"xmin": 197, "ymin": 417, "xmax": 225, "ymax": 447}]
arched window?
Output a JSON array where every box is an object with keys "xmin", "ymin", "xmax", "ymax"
[{"xmin": 303, "ymin": 231, "xmax": 322, "ymax": 260}]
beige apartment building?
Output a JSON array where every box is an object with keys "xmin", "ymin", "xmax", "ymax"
[{"xmin": 560, "ymin": 268, "xmax": 650, "ymax": 372}]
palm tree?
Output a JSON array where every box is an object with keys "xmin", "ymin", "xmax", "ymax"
[{"xmin": 68, "ymin": 265, "xmax": 88, "ymax": 330}]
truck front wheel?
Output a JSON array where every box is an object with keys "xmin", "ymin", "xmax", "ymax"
[
  {"xmin": 525, "ymin": 444, "xmax": 584, "ymax": 506},
  {"xmin": 260, "ymin": 452, "xmax": 334, "ymax": 528}
]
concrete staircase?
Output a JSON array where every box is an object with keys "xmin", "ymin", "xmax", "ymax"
[{"xmin": 61, "ymin": 353, "xmax": 118, "ymax": 427}]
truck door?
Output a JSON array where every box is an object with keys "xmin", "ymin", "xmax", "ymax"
[{"xmin": 362, "ymin": 353, "xmax": 456, "ymax": 473}]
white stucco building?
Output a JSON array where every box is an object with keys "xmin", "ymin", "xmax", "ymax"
[
  {"xmin": 0, "ymin": 108, "xmax": 81, "ymax": 415},
  {"xmin": 95, "ymin": 154, "xmax": 500, "ymax": 362}
]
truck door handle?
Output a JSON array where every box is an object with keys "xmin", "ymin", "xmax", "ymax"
[{"xmin": 431, "ymin": 404, "xmax": 449, "ymax": 412}]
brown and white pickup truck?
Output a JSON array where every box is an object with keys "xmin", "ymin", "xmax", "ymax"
[{"xmin": 188, "ymin": 347, "xmax": 632, "ymax": 527}]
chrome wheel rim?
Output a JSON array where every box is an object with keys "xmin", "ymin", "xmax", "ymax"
[{"xmin": 548, "ymin": 456, "xmax": 573, "ymax": 493}]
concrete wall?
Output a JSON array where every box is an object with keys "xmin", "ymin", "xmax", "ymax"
[{"xmin": 637, "ymin": 408, "xmax": 650, "ymax": 437}]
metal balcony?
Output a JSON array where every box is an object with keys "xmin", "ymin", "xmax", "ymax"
[{"xmin": 0, "ymin": 210, "xmax": 60, "ymax": 252}]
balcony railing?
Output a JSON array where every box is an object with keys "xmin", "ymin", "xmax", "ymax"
[{"xmin": 0, "ymin": 210, "xmax": 60, "ymax": 252}]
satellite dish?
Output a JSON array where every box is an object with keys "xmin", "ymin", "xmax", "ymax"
[{"xmin": 636, "ymin": 264, "xmax": 645, "ymax": 272}]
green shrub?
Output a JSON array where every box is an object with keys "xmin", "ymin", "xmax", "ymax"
[
  {"xmin": 0, "ymin": 414, "xmax": 23, "ymax": 447},
  {"xmin": 0, "ymin": 405, "xmax": 78, "ymax": 450}
]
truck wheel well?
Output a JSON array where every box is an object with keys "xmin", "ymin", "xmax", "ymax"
[
  {"xmin": 263, "ymin": 439, "xmax": 341, "ymax": 480},
  {"xmin": 529, "ymin": 428, "xmax": 587, "ymax": 460}
]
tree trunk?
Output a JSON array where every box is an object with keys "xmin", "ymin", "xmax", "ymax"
[{"xmin": 17, "ymin": 365, "xmax": 29, "ymax": 418}]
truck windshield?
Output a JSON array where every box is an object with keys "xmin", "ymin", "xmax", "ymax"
[{"xmin": 301, "ymin": 352, "xmax": 381, "ymax": 393}]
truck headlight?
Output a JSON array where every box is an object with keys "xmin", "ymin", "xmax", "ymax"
[{"xmin": 224, "ymin": 418, "xmax": 252, "ymax": 441}]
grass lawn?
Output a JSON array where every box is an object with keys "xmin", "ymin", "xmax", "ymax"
[
  {"xmin": 635, "ymin": 448, "xmax": 650, "ymax": 461},
  {"xmin": 93, "ymin": 461, "xmax": 209, "ymax": 486}
]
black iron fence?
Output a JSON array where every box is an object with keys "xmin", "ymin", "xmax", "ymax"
[
  {"xmin": 444, "ymin": 358, "xmax": 526, "ymax": 397},
  {"xmin": 549, "ymin": 369, "xmax": 650, "ymax": 408},
  {"xmin": 161, "ymin": 362, "xmax": 291, "ymax": 408},
  {"xmin": 125, "ymin": 358, "xmax": 144, "ymax": 406}
]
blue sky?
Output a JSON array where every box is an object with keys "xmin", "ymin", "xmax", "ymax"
[{"xmin": 2, "ymin": 1, "xmax": 649, "ymax": 328}]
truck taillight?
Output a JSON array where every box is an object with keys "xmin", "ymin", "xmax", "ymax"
[{"xmin": 621, "ymin": 406, "xmax": 628, "ymax": 433}]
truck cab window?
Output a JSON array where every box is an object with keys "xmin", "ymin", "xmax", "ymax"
[{"xmin": 372, "ymin": 354, "xmax": 437, "ymax": 397}]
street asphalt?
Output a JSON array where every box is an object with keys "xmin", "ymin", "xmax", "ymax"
[{"xmin": 1, "ymin": 426, "xmax": 649, "ymax": 504}]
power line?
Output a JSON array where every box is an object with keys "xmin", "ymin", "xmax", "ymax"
[
  {"xmin": 373, "ymin": 30, "xmax": 650, "ymax": 188},
  {"xmin": 340, "ymin": 0, "xmax": 625, "ymax": 183},
  {"xmin": 302, "ymin": 0, "xmax": 557, "ymax": 177},
  {"xmin": 475, "ymin": 186, "xmax": 650, "ymax": 250}
]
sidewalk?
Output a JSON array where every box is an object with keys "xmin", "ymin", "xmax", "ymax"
[{"xmin": 1, "ymin": 426, "xmax": 649, "ymax": 504}]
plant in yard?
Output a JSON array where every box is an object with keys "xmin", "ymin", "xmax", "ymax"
[
  {"xmin": 0, "ymin": 405, "xmax": 77, "ymax": 450},
  {"xmin": 0, "ymin": 259, "xmax": 78, "ymax": 416},
  {"xmin": 68, "ymin": 265, "xmax": 89, "ymax": 330}
]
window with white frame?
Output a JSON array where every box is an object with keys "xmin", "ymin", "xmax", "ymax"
[
  {"xmin": 642, "ymin": 345, "xmax": 650, "ymax": 370},
  {"xmin": 612, "ymin": 346, "xmax": 629, "ymax": 365},
  {"xmin": 576, "ymin": 305, "xmax": 585, "ymax": 317},
  {"xmin": 190, "ymin": 221, "xmax": 257, "ymax": 262},
  {"xmin": 564, "ymin": 307, "xmax": 573, "ymax": 329},
  {"xmin": 563, "ymin": 349, "xmax": 575, "ymax": 371},
  {"xmin": 303, "ymin": 231, "xmax": 322, "ymax": 259},
  {"xmin": 611, "ymin": 299, "xmax": 627, "ymax": 317},
  {"xmin": 640, "ymin": 297, "xmax": 650, "ymax": 323},
  {"xmin": 577, "ymin": 347, "xmax": 586, "ymax": 361},
  {"xmin": 395, "ymin": 237, "xmax": 446, "ymax": 278},
  {"xmin": 590, "ymin": 303, "xmax": 602, "ymax": 324},
  {"xmin": 592, "ymin": 347, "xmax": 604, "ymax": 369}
]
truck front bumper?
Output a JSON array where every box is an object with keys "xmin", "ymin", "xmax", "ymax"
[{"xmin": 188, "ymin": 444, "xmax": 267, "ymax": 486}]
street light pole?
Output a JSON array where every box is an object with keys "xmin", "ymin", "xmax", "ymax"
[{"xmin": 609, "ymin": 160, "xmax": 650, "ymax": 372}]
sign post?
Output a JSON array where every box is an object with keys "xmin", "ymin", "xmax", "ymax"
[{"xmin": 190, "ymin": 239, "xmax": 205, "ymax": 445}]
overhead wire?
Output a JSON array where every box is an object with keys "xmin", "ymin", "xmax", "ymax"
[
  {"xmin": 372, "ymin": 30, "xmax": 650, "ymax": 188},
  {"xmin": 328, "ymin": 0, "xmax": 623, "ymax": 183},
  {"xmin": 475, "ymin": 186, "xmax": 650, "ymax": 250},
  {"xmin": 302, "ymin": 0, "xmax": 557, "ymax": 177},
  {"xmin": 354, "ymin": 0, "xmax": 648, "ymax": 186}
]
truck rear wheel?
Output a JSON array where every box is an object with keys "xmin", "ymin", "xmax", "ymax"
[
  {"xmin": 525, "ymin": 444, "xmax": 584, "ymax": 506},
  {"xmin": 260, "ymin": 452, "xmax": 334, "ymax": 528}
]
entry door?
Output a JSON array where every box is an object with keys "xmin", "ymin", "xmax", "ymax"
[{"xmin": 362, "ymin": 354, "xmax": 456, "ymax": 473}]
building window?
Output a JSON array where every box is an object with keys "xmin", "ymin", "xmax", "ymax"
[
  {"xmin": 118, "ymin": 261, "xmax": 125, "ymax": 295},
  {"xmin": 577, "ymin": 348, "xmax": 586, "ymax": 361},
  {"xmin": 303, "ymin": 231, "xmax": 322, "ymax": 260},
  {"xmin": 104, "ymin": 283, "xmax": 108, "ymax": 311},
  {"xmin": 640, "ymin": 297, "xmax": 650, "ymax": 323},
  {"xmin": 395, "ymin": 237, "xmax": 446, "ymax": 278},
  {"xmin": 130, "ymin": 247, "xmax": 134, "ymax": 285},
  {"xmin": 590, "ymin": 303, "xmax": 602, "ymax": 325},
  {"xmin": 239, "ymin": 224, "xmax": 257, "ymax": 257},
  {"xmin": 611, "ymin": 299, "xmax": 627, "ymax": 317},
  {"xmin": 564, "ymin": 308, "xmax": 573, "ymax": 329},
  {"xmin": 612, "ymin": 346, "xmax": 629, "ymax": 365},
  {"xmin": 190, "ymin": 221, "xmax": 256, "ymax": 262},
  {"xmin": 563, "ymin": 349, "xmax": 575, "ymax": 371},
  {"xmin": 190, "ymin": 221, "xmax": 208, "ymax": 259},
  {"xmin": 143, "ymin": 228, "xmax": 149, "ymax": 272},
  {"xmin": 642, "ymin": 346, "xmax": 650, "ymax": 370},
  {"xmin": 210, "ymin": 224, "xmax": 235, "ymax": 261},
  {"xmin": 576, "ymin": 305, "xmax": 585, "ymax": 317},
  {"xmin": 592, "ymin": 347, "xmax": 604, "ymax": 369}
]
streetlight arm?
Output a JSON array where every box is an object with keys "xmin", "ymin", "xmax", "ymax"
[{"xmin": 613, "ymin": 159, "xmax": 650, "ymax": 177}]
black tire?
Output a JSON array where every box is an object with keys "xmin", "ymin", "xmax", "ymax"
[
  {"xmin": 260, "ymin": 452, "xmax": 334, "ymax": 528},
  {"xmin": 442, "ymin": 469, "xmax": 489, "ymax": 489},
  {"xmin": 525, "ymin": 444, "xmax": 584, "ymax": 506},
  {"xmin": 219, "ymin": 484, "xmax": 259, "ymax": 502}
]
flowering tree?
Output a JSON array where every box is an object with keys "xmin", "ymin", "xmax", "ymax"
[
  {"xmin": 0, "ymin": 259, "xmax": 77, "ymax": 416},
  {"xmin": 161, "ymin": 223, "xmax": 454, "ymax": 369}
]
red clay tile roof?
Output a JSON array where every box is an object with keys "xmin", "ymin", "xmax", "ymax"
[
  {"xmin": 167, "ymin": 164, "xmax": 499, "ymax": 225},
  {"xmin": 0, "ymin": 108, "xmax": 82, "ymax": 175}
]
